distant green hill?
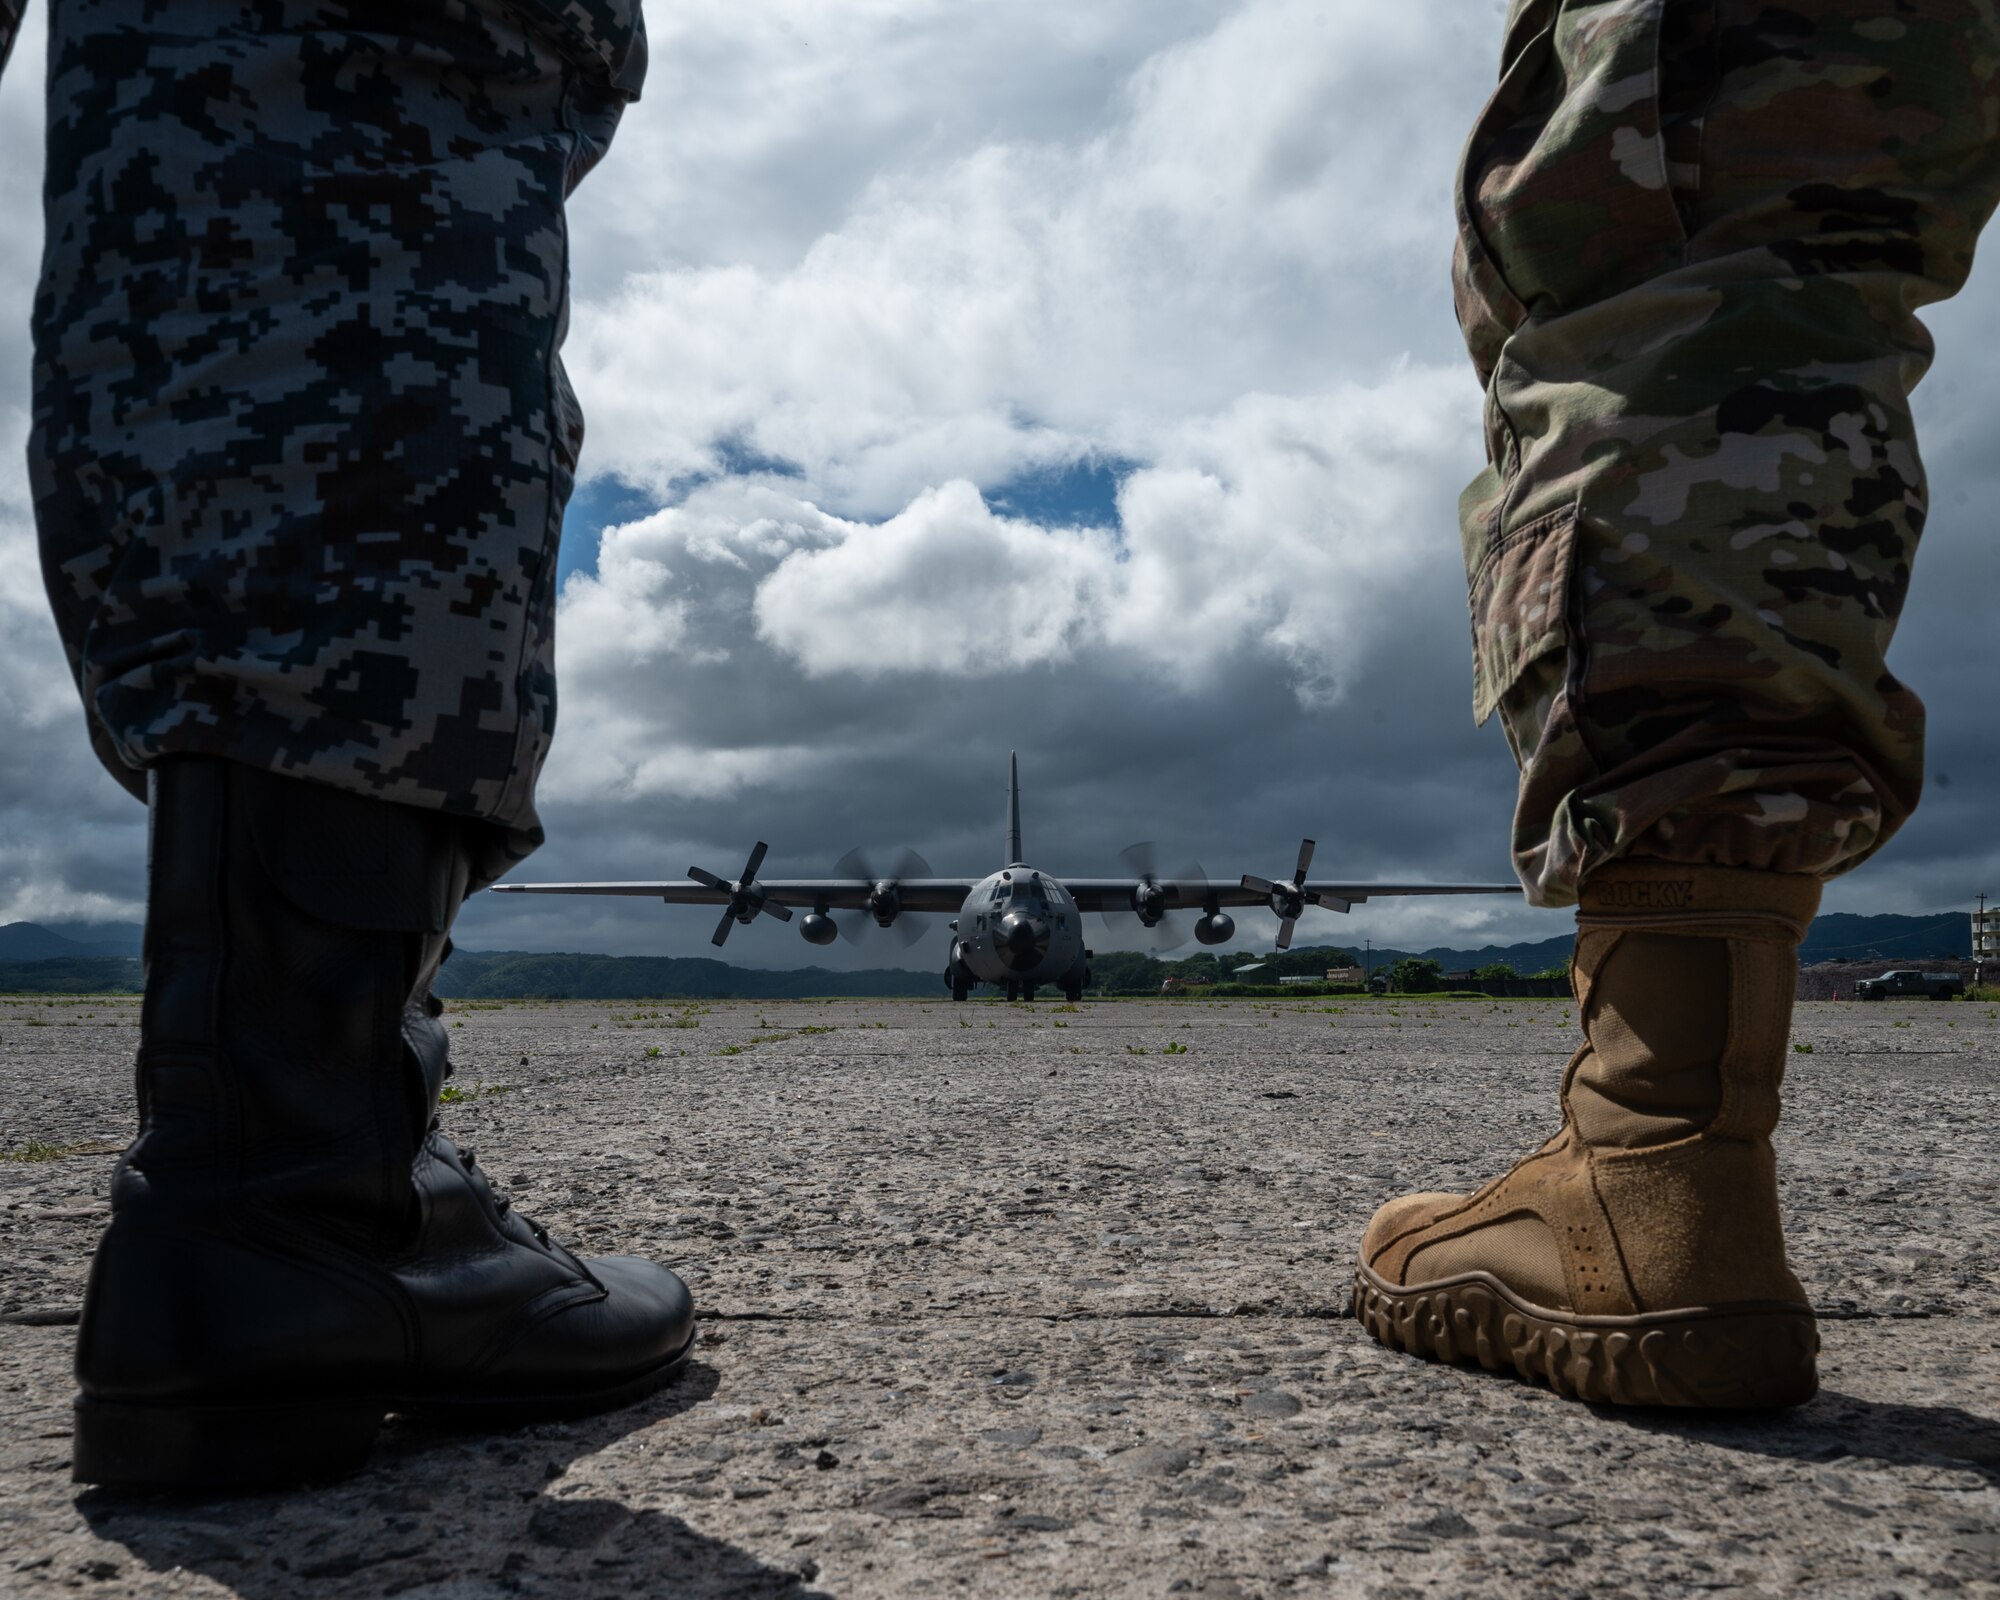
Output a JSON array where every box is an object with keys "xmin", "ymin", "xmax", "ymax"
[
  {"xmin": 0, "ymin": 922, "xmax": 142, "ymax": 961},
  {"xmin": 1418, "ymin": 912, "xmax": 1977, "ymax": 970},
  {"xmin": 1794, "ymin": 911, "xmax": 1973, "ymax": 963}
]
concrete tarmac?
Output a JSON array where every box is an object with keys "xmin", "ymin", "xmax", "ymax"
[{"xmin": 1, "ymin": 993, "xmax": 1995, "ymax": 1598}]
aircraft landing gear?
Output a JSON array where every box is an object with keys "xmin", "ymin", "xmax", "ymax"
[
  {"xmin": 946, "ymin": 942, "xmax": 975, "ymax": 1002},
  {"xmin": 1002, "ymin": 981, "xmax": 1037, "ymax": 1002}
]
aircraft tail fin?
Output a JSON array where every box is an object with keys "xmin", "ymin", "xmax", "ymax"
[{"xmin": 1005, "ymin": 751, "xmax": 1022, "ymax": 867}]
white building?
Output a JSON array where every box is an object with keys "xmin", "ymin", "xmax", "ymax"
[{"xmin": 1976, "ymin": 906, "xmax": 1999, "ymax": 961}]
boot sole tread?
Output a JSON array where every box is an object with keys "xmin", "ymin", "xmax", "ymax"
[{"xmin": 1351, "ymin": 1261, "xmax": 1818, "ymax": 1409}]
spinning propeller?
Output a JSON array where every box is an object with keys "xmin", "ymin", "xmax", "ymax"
[
  {"xmin": 688, "ymin": 841, "xmax": 793, "ymax": 947},
  {"xmin": 1241, "ymin": 838, "xmax": 1320, "ymax": 950},
  {"xmin": 833, "ymin": 846, "xmax": 934, "ymax": 947},
  {"xmin": 1101, "ymin": 842, "xmax": 1217, "ymax": 953}
]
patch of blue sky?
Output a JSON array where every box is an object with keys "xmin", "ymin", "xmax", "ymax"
[
  {"xmin": 985, "ymin": 455, "xmax": 1137, "ymax": 547},
  {"xmin": 557, "ymin": 475, "xmax": 658, "ymax": 586}
]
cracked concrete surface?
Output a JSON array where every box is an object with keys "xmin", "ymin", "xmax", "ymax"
[{"xmin": 2, "ymin": 993, "xmax": 1996, "ymax": 1597}]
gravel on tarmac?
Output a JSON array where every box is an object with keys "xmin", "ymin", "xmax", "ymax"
[{"xmin": 2, "ymin": 992, "xmax": 1996, "ymax": 1598}]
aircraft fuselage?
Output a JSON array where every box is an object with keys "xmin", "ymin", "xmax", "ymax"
[{"xmin": 948, "ymin": 864, "xmax": 1088, "ymax": 998}]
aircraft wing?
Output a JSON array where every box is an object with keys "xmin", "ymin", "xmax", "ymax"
[
  {"xmin": 488, "ymin": 878, "xmax": 981, "ymax": 914},
  {"xmin": 1060, "ymin": 880, "xmax": 1520, "ymax": 914}
]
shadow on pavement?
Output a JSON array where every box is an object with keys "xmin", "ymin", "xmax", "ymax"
[
  {"xmin": 73, "ymin": 1362, "xmax": 833, "ymax": 1597},
  {"xmin": 1615, "ymin": 1389, "xmax": 2000, "ymax": 1486}
]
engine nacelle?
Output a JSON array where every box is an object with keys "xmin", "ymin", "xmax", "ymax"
[
  {"xmin": 867, "ymin": 882, "xmax": 904, "ymax": 927},
  {"xmin": 1195, "ymin": 911, "xmax": 1235, "ymax": 946},
  {"xmin": 799, "ymin": 912, "xmax": 838, "ymax": 946},
  {"xmin": 1131, "ymin": 880, "xmax": 1169, "ymax": 924}
]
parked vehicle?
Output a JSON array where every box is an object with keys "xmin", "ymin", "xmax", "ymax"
[{"xmin": 1853, "ymin": 969, "xmax": 1965, "ymax": 1001}]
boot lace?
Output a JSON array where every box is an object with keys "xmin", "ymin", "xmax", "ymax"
[{"xmin": 428, "ymin": 1117, "xmax": 552, "ymax": 1247}]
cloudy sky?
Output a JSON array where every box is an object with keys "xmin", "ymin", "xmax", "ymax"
[{"xmin": 2, "ymin": 1, "xmax": 1996, "ymax": 968}]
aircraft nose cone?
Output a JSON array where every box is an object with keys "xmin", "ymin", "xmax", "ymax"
[{"xmin": 997, "ymin": 911, "xmax": 1051, "ymax": 972}]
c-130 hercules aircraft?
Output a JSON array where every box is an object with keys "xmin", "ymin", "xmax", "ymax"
[{"xmin": 490, "ymin": 756, "xmax": 1520, "ymax": 1002}]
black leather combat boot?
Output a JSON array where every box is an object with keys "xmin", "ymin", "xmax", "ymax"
[{"xmin": 72, "ymin": 758, "xmax": 695, "ymax": 1489}]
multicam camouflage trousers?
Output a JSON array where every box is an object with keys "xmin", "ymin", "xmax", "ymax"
[
  {"xmin": 1459, "ymin": 0, "xmax": 2000, "ymax": 906},
  {"xmin": 20, "ymin": 0, "xmax": 644, "ymax": 884}
]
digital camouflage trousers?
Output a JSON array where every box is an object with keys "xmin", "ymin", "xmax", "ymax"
[
  {"xmin": 1459, "ymin": 0, "xmax": 2000, "ymax": 905},
  {"xmin": 20, "ymin": 0, "xmax": 644, "ymax": 884}
]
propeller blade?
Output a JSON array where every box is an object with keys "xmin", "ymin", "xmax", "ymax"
[
  {"xmin": 711, "ymin": 907, "xmax": 738, "ymax": 947},
  {"xmin": 849, "ymin": 908, "xmax": 928, "ymax": 948},
  {"xmin": 887, "ymin": 848, "xmax": 933, "ymax": 947},
  {"xmin": 1150, "ymin": 855, "xmax": 1207, "ymax": 951},
  {"xmin": 1248, "ymin": 847, "xmax": 1314, "ymax": 942},
  {"xmin": 1104, "ymin": 842, "xmax": 1155, "ymax": 942},
  {"xmin": 741, "ymin": 841, "xmax": 770, "ymax": 882},
  {"xmin": 688, "ymin": 866, "xmax": 729, "ymax": 891},
  {"xmin": 1118, "ymin": 841, "xmax": 1161, "ymax": 880},
  {"xmin": 834, "ymin": 847, "xmax": 876, "ymax": 883},
  {"xmin": 834, "ymin": 848, "xmax": 880, "ymax": 946},
  {"xmin": 1172, "ymin": 860, "xmax": 1206, "ymax": 911},
  {"xmin": 762, "ymin": 902, "xmax": 793, "ymax": 923}
]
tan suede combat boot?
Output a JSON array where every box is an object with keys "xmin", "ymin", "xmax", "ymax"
[{"xmin": 1352, "ymin": 862, "xmax": 1822, "ymax": 1408}]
